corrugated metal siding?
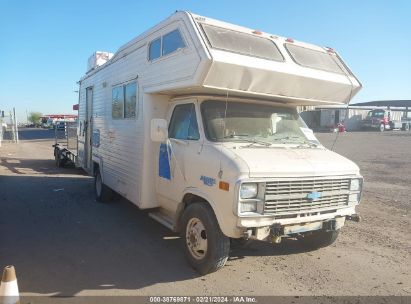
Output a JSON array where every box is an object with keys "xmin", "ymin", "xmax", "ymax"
[{"xmin": 79, "ymin": 47, "xmax": 146, "ymax": 205}]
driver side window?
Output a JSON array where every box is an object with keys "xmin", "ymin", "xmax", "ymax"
[{"xmin": 168, "ymin": 104, "xmax": 200, "ymax": 140}]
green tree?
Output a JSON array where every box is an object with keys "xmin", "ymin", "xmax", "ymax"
[{"xmin": 28, "ymin": 111, "xmax": 42, "ymax": 124}]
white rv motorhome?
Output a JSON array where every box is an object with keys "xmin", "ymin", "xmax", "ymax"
[{"xmin": 77, "ymin": 11, "xmax": 363, "ymax": 274}]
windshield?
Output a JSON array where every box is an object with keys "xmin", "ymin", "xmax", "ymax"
[
  {"xmin": 201, "ymin": 100, "xmax": 319, "ymax": 145},
  {"xmin": 368, "ymin": 110, "xmax": 385, "ymax": 118}
]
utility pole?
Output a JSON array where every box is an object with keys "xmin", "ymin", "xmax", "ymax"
[
  {"xmin": 10, "ymin": 110, "xmax": 15, "ymax": 142},
  {"xmin": 13, "ymin": 108, "xmax": 19, "ymax": 143}
]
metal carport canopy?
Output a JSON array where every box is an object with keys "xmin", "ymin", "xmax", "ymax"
[{"xmin": 352, "ymin": 100, "xmax": 411, "ymax": 108}]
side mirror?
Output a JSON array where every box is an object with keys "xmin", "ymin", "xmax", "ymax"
[{"xmin": 150, "ymin": 119, "xmax": 168, "ymax": 142}]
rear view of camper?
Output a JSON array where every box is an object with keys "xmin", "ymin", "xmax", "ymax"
[{"xmin": 76, "ymin": 11, "xmax": 363, "ymax": 274}]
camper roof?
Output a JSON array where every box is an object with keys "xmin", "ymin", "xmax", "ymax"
[{"xmin": 81, "ymin": 11, "xmax": 362, "ymax": 106}]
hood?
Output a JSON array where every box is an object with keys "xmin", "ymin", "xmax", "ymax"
[{"xmin": 226, "ymin": 145, "xmax": 359, "ymax": 178}]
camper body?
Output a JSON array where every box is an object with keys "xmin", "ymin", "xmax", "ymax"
[{"xmin": 77, "ymin": 11, "xmax": 363, "ymax": 274}]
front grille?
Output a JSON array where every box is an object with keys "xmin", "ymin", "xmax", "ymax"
[{"xmin": 264, "ymin": 178, "xmax": 350, "ymax": 216}]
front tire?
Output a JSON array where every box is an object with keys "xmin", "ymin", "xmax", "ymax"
[
  {"xmin": 181, "ymin": 203, "xmax": 230, "ymax": 275},
  {"xmin": 299, "ymin": 229, "xmax": 340, "ymax": 250},
  {"xmin": 94, "ymin": 169, "xmax": 113, "ymax": 203},
  {"xmin": 379, "ymin": 123, "xmax": 385, "ymax": 132}
]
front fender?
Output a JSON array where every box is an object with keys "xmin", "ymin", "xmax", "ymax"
[{"xmin": 177, "ymin": 187, "xmax": 243, "ymax": 238}]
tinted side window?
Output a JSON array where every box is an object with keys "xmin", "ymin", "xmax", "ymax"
[
  {"xmin": 162, "ymin": 29, "xmax": 186, "ymax": 56},
  {"xmin": 112, "ymin": 86, "xmax": 124, "ymax": 118},
  {"xmin": 124, "ymin": 82, "xmax": 137, "ymax": 118},
  {"xmin": 285, "ymin": 44, "xmax": 344, "ymax": 74},
  {"xmin": 149, "ymin": 38, "xmax": 161, "ymax": 61},
  {"xmin": 201, "ymin": 24, "xmax": 283, "ymax": 61},
  {"xmin": 169, "ymin": 104, "xmax": 199, "ymax": 140}
]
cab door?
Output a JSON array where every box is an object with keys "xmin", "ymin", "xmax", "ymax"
[{"xmin": 156, "ymin": 100, "xmax": 201, "ymax": 213}]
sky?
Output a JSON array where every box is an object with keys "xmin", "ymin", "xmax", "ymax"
[{"xmin": 1, "ymin": 0, "xmax": 410, "ymax": 122}]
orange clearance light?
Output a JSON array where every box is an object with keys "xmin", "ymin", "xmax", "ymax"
[
  {"xmin": 326, "ymin": 46, "xmax": 335, "ymax": 53},
  {"xmin": 285, "ymin": 38, "xmax": 294, "ymax": 43},
  {"xmin": 219, "ymin": 181, "xmax": 230, "ymax": 191},
  {"xmin": 252, "ymin": 30, "xmax": 262, "ymax": 35}
]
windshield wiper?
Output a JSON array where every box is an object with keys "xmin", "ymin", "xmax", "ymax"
[
  {"xmin": 219, "ymin": 134, "xmax": 271, "ymax": 147},
  {"xmin": 271, "ymin": 136, "xmax": 319, "ymax": 148},
  {"xmin": 242, "ymin": 139, "xmax": 272, "ymax": 148},
  {"xmin": 222, "ymin": 134, "xmax": 250, "ymax": 139},
  {"xmin": 295, "ymin": 141, "xmax": 320, "ymax": 148},
  {"xmin": 272, "ymin": 136, "xmax": 304, "ymax": 142}
]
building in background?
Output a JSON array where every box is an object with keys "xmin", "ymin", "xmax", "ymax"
[
  {"xmin": 40, "ymin": 114, "xmax": 78, "ymax": 128},
  {"xmin": 300, "ymin": 100, "xmax": 411, "ymax": 131}
]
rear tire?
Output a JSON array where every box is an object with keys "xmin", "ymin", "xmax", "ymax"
[
  {"xmin": 94, "ymin": 169, "xmax": 113, "ymax": 203},
  {"xmin": 299, "ymin": 229, "xmax": 340, "ymax": 250},
  {"xmin": 55, "ymin": 150, "xmax": 65, "ymax": 167},
  {"xmin": 403, "ymin": 123, "xmax": 410, "ymax": 131},
  {"xmin": 55, "ymin": 150, "xmax": 60, "ymax": 167},
  {"xmin": 181, "ymin": 203, "xmax": 230, "ymax": 275}
]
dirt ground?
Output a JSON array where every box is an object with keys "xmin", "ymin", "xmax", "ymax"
[{"xmin": 0, "ymin": 128, "xmax": 410, "ymax": 301}]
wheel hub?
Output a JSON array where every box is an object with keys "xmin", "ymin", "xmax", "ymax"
[{"xmin": 186, "ymin": 217, "xmax": 207, "ymax": 260}]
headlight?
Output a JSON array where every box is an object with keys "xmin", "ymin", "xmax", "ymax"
[
  {"xmin": 240, "ymin": 183, "xmax": 258, "ymax": 199},
  {"xmin": 349, "ymin": 193, "xmax": 360, "ymax": 204},
  {"xmin": 239, "ymin": 201, "xmax": 257, "ymax": 213},
  {"xmin": 350, "ymin": 178, "xmax": 361, "ymax": 191}
]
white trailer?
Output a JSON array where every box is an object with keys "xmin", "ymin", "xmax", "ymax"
[{"xmin": 77, "ymin": 11, "xmax": 363, "ymax": 274}]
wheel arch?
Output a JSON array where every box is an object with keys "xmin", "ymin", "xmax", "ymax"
[
  {"xmin": 92, "ymin": 156, "xmax": 104, "ymax": 181},
  {"xmin": 175, "ymin": 189, "xmax": 223, "ymax": 234}
]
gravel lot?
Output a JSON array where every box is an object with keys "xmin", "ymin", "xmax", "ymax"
[{"xmin": 0, "ymin": 128, "xmax": 410, "ymax": 301}]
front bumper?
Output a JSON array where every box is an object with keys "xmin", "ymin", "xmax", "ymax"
[
  {"xmin": 237, "ymin": 206, "xmax": 356, "ymax": 228},
  {"xmin": 238, "ymin": 206, "xmax": 355, "ymax": 241}
]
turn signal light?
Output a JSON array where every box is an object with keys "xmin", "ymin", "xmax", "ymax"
[{"xmin": 219, "ymin": 181, "xmax": 230, "ymax": 191}]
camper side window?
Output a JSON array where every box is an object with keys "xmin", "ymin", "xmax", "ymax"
[
  {"xmin": 112, "ymin": 82, "xmax": 138, "ymax": 119},
  {"xmin": 169, "ymin": 104, "xmax": 199, "ymax": 140},
  {"xmin": 148, "ymin": 29, "xmax": 186, "ymax": 61},
  {"xmin": 162, "ymin": 29, "xmax": 186, "ymax": 56},
  {"xmin": 124, "ymin": 82, "xmax": 137, "ymax": 118},
  {"xmin": 149, "ymin": 38, "xmax": 161, "ymax": 61},
  {"xmin": 112, "ymin": 86, "xmax": 124, "ymax": 118}
]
